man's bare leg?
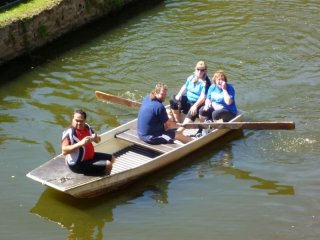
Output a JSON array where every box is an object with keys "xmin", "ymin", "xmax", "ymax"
[{"xmin": 175, "ymin": 131, "xmax": 193, "ymax": 143}]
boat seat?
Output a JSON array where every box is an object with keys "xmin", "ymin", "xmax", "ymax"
[{"xmin": 115, "ymin": 129, "xmax": 181, "ymax": 154}]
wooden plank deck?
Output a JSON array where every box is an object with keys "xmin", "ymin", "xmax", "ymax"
[
  {"xmin": 115, "ymin": 129, "xmax": 182, "ymax": 153},
  {"xmin": 27, "ymin": 145, "xmax": 162, "ymax": 191},
  {"xmin": 112, "ymin": 145, "xmax": 161, "ymax": 174}
]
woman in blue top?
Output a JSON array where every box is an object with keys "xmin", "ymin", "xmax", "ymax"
[
  {"xmin": 199, "ymin": 70, "xmax": 237, "ymax": 122},
  {"xmin": 169, "ymin": 61, "xmax": 211, "ymax": 124}
]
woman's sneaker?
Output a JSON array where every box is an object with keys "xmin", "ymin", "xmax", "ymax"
[
  {"xmin": 202, "ymin": 120, "xmax": 213, "ymax": 136},
  {"xmin": 195, "ymin": 128, "xmax": 203, "ymax": 137}
]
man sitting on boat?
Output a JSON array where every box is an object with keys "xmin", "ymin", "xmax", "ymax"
[
  {"xmin": 61, "ymin": 109, "xmax": 115, "ymax": 175},
  {"xmin": 137, "ymin": 83, "xmax": 193, "ymax": 145},
  {"xmin": 199, "ymin": 70, "xmax": 237, "ymax": 123}
]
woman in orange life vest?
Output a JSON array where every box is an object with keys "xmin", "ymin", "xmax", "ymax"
[{"xmin": 61, "ymin": 109, "xmax": 115, "ymax": 175}]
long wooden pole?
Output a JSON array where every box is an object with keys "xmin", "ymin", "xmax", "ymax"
[
  {"xmin": 182, "ymin": 122, "xmax": 295, "ymax": 130},
  {"xmin": 95, "ymin": 91, "xmax": 295, "ymax": 130}
]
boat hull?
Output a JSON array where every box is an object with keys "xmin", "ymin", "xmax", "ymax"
[{"xmin": 27, "ymin": 113, "xmax": 243, "ymax": 198}]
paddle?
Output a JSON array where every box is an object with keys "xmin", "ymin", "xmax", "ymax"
[
  {"xmin": 95, "ymin": 91, "xmax": 141, "ymax": 108},
  {"xmin": 182, "ymin": 121, "xmax": 295, "ymax": 130},
  {"xmin": 95, "ymin": 91, "xmax": 295, "ymax": 130}
]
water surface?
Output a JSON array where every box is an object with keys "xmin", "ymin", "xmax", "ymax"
[{"xmin": 0, "ymin": 0, "xmax": 319, "ymax": 239}]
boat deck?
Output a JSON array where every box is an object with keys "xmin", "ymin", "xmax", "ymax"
[
  {"xmin": 28, "ymin": 128, "xmax": 200, "ymax": 191},
  {"xmin": 112, "ymin": 144, "xmax": 161, "ymax": 173},
  {"xmin": 27, "ymin": 144, "xmax": 164, "ymax": 191}
]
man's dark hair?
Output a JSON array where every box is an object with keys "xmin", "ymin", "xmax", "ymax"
[{"xmin": 74, "ymin": 109, "xmax": 87, "ymax": 119}]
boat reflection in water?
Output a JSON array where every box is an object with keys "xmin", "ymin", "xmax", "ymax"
[
  {"xmin": 30, "ymin": 179, "xmax": 170, "ymax": 239},
  {"xmin": 31, "ymin": 188, "xmax": 113, "ymax": 239},
  {"xmin": 212, "ymin": 154, "xmax": 295, "ymax": 195},
  {"xmin": 195, "ymin": 130, "xmax": 295, "ymax": 196}
]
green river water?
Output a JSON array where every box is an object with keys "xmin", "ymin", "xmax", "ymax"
[{"xmin": 0, "ymin": 1, "xmax": 319, "ymax": 239}]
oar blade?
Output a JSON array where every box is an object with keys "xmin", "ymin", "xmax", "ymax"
[{"xmin": 95, "ymin": 91, "xmax": 141, "ymax": 108}]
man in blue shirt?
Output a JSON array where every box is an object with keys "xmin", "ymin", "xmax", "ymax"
[{"xmin": 137, "ymin": 83, "xmax": 193, "ymax": 145}]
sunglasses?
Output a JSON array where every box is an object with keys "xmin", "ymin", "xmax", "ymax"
[{"xmin": 197, "ymin": 68, "xmax": 206, "ymax": 72}]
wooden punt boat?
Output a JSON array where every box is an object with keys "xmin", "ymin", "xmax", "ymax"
[{"xmin": 26, "ymin": 112, "xmax": 244, "ymax": 198}]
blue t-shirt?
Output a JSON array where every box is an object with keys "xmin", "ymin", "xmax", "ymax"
[
  {"xmin": 207, "ymin": 84, "xmax": 237, "ymax": 114},
  {"xmin": 137, "ymin": 95, "xmax": 169, "ymax": 137},
  {"xmin": 184, "ymin": 75, "xmax": 206, "ymax": 102}
]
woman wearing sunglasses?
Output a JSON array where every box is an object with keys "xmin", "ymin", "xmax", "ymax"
[{"xmin": 169, "ymin": 60, "xmax": 211, "ymax": 124}]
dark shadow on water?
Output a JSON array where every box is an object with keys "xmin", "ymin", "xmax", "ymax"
[
  {"xmin": 215, "ymin": 165, "xmax": 295, "ymax": 195},
  {"xmin": 191, "ymin": 130, "xmax": 295, "ymax": 196},
  {"xmin": 30, "ymin": 130, "xmax": 295, "ymax": 239},
  {"xmin": 0, "ymin": 0, "xmax": 164, "ymax": 86}
]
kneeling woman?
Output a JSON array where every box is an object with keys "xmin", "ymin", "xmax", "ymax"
[
  {"xmin": 199, "ymin": 70, "xmax": 237, "ymax": 122},
  {"xmin": 62, "ymin": 109, "xmax": 115, "ymax": 175}
]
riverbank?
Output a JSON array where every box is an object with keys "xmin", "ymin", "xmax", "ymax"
[{"xmin": 0, "ymin": 0, "xmax": 162, "ymax": 67}]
